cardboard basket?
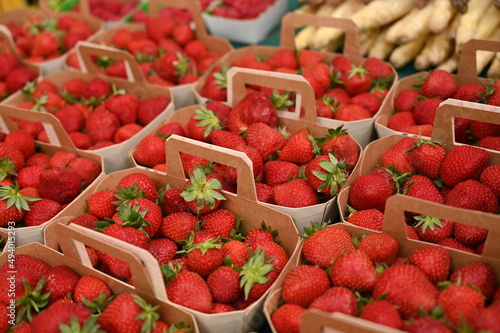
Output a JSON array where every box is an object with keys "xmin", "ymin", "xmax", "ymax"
[
  {"xmin": 265, "ymin": 194, "xmax": 500, "ymax": 333},
  {"xmin": 1, "ymin": 41, "xmax": 175, "ymax": 174},
  {"xmin": 0, "ymin": 104, "xmax": 104, "ymax": 247},
  {"xmin": 335, "ymin": 99, "xmax": 500, "ymax": 226},
  {"xmin": 202, "ymin": 0, "xmax": 288, "ymax": 45},
  {"xmin": 193, "ymin": 13, "xmax": 398, "ymax": 148},
  {"xmin": 0, "ymin": 0, "xmax": 103, "ymax": 75},
  {"xmin": 130, "ymin": 67, "xmax": 363, "ymax": 233},
  {"xmin": 375, "ymin": 39, "xmax": 499, "ymax": 140},
  {"xmin": 0, "ymin": 222, "xmax": 199, "ymax": 332},
  {"xmin": 44, "ymin": 134, "xmax": 301, "ymax": 333},
  {"xmin": 76, "ymin": 0, "xmax": 233, "ymax": 109}
]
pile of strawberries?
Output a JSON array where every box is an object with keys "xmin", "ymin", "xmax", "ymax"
[
  {"xmin": 66, "ymin": 14, "xmax": 223, "ymax": 88},
  {"xmin": 345, "ymin": 136, "xmax": 499, "ymax": 254},
  {"xmin": 0, "ymin": 254, "xmax": 193, "ymax": 332},
  {"xmin": 70, "ymin": 0, "xmax": 139, "ymax": 22},
  {"xmin": 68, "ymin": 170, "xmax": 291, "ymax": 314},
  {"xmin": 0, "ymin": 128, "xmax": 102, "ymax": 228},
  {"xmin": 0, "ymin": 45, "xmax": 38, "ymax": 101},
  {"xmin": 5, "ymin": 15, "xmax": 97, "ymax": 62},
  {"xmin": 200, "ymin": 50, "xmax": 395, "ymax": 122},
  {"xmin": 199, "ymin": 0, "xmax": 277, "ymax": 19},
  {"xmin": 11, "ymin": 77, "xmax": 171, "ymax": 150},
  {"xmin": 271, "ymin": 226, "xmax": 500, "ymax": 333},
  {"xmin": 133, "ymin": 91, "xmax": 360, "ymax": 208},
  {"xmin": 387, "ymin": 69, "xmax": 500, "ymax": 145}
]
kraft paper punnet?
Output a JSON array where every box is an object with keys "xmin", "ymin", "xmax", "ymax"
[
  {"xmin": 0, "ymin": 222, "xmax": 199, "ymax": 332},
  {"xmin": 0, "ymin": 104, "xmax": 104, "ymax": 247},
  {"xmin": 202, "ymin": 0, "xmax": 288, "ymax": 45},
  {"xmin": 193, "ymin": 13, "xmax": 399, "ymax": 148},
  {"xmin": 2, "ymin": 41, "xmax": 175, "ymax": 174},
  {"xmin": 45, "ymin": 134, "xmax": 301, "ymax": 333},
  {"xmin": 375, "ymin": 39, "xmax": 500, "ymax": 139},
  {"xmin": 335, "ymin": 99, "xmax": 500, "ymax": 226},
  {"xmin": 0, "ymin": 0, "xmax": 103, "ymax": 75},
  {"xmin": 264, "ymin": 194, "xmax": 500, "ymax": 333},
  {"xmin": 129, "ymin": 67, "xmax": 363, "ymax": 233},
  {"xmin": 79, "ymin": 0, "xmax": 233, "ymax": 109},
  {"xmin": 0, "ymin": 26, "xmax": 41, "ymax": 78}
]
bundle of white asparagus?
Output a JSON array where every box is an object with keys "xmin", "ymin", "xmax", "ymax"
[{"xmin": 294, "ymin": 0, "xmax": 500, "ymax": 78}]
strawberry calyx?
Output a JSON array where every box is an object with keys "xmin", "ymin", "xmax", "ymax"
[
  {"xmin": 21, "ymin": 81, "xmax": 38, "ymax": 96},
  {"xmin": 311, "ymin": 153, "xmax": 349, "ymax": 196},
  {"xmin": 160, "ymin": 262, "xmax": 184, "ymax": 284},
  {"xmin": 16, "ymin": 277, "xmax": 50, "ymax": 323},
  {"xmin": 0, "ymin": 183, "xmax": 41, "ymax": 212},
  {"xmin": 82, "ymin": 95, "xmax": 105, "ymax": 108},
  {"xmin": 300, "ymin": 221, "xmax": 329, "ymax": 239},
  {"xmin": 181, "ymin": 231, "xmax": 222, "ymax": 255},
  {"xmin": 167, "ymin": 321, "xmax": 193, "ymax": 333},
  {"xmin": 117, "ymin": 203, "xmax": 152, "ymax": 236},
  {"xmin": 347, "ymin": 65, "xmax": 369, "ymax": 80},
  {"xmin": 193, "ymin": 105, "xmax": 223, "ymax": 138},
  {"xmin": 413, "ymin": 215, "xmax": 444, "ymax": 234},
  {"xmin": 58, "ymin": 315, "xmax": 103, "ymax": 333},
  {"xmin": 269, "ymin": 89, "xmax": 294, "ymax": 111},
  {"xmin": 113, "ymin": 185, "xmax": 146, "ymax": 206},
  {"xmin": 95, "ymin": 55, "xmax": 116, "ymax": 70},
  {"xmin": 131, "ymin": 294, "xmax": 161, "ymax": 333},
  {"xmin": 0, "ymin": 158, "xmax": 18, "ymax": 181},
  {"xmin": 31, "ymin": 94, "xmax": 49, "ymax": 112},
  {"xmin": 180, "ymin": 167, "xmax": 226, "ymax": 211},
  {"xmin": 135, "ymin": 53, "xmax": 155, "ymax": 64},
  {"xmin": 110, "ymin": 84, "xmax": 126, "ymax": 97},
  {"xmin": 79, "ymin": 292, "xmax": 114, "ymax": 315},
  {"xmin": 213, "ymin": 65, "xmax": 229, "ymax": 90},
  {"xmin": 173, "ymin": 51, "xmax": 193, "ymax": 80},
  {"xmin": 405, "ymin": 136, "xmax": 444, "ymax": 153},
  {"xmin": 239, "ymin": 248, "xmax": 275, "ymax": 300}
]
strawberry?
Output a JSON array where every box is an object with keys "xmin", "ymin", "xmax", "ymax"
[
  {"xmin": 85, "ymin": 110, "xmax": 121, "ymax": 143},
  {"xmin": 42, "ymin": 265, "xmax": 80, "ymax": 304},
  {"xmin": 245, "ymin": 122, "xmax": 287, "ymax": 161},
  {"xmin": 342, "ymin": 65, "xmax": 372, "ymax": 95},
  {"xmin": 31, "ymin": 32, "xmax": 59, "ymax": 58},
  {"xmin": 183, "ymin": 40, "xmax": 209, "ymax": 62},
  {"xmin": 450, "ymin": 262, "xmax": 495, "ymax": 302},
  {"xmin": 320, "ymin": 126, "xmax": 360, "ymax": 169},
  {"xmin": 387, "ymin": 111, "xmax": 417, "ymax": 132},
  {"xmin": 324, "ymin": 87, "xmax": 352, "ymax": 106},
  {"xmin": 160, "ymin": 186, "xmax": 189, "ymax": 215},
  {"xmin": 394, "ymin": 89, "xmax": 421, "ymax": 112},
  {"xmin": 478, "ymin": 136, "xmax": 500, "ymax": 150},
  {"xmin": 357, "ymin": 233, "xmax": 399, "ymax": 266},
  {"xmin": 469, "ymin": 120, "xmax": 500, "ymax": 140},
  {"xmin": 61, "ymin": 78, "xmax": 86, "ymax": 100},
  {"xmin": 302, "ymin": 225, "xmax": 355, "ymax": 269},
  {"xmin": 181, "ymin": 166, "xmax": 226, "ymax": 214},
  {"xmin": 0, "ymin": 141, "xmax": 25, "ymax": 176},
  {"xmin": 445, "ymin": 179, "xmax": 498, "ymax": 214},
  {"xmin": 453, "ymin": 222, "xmax": 488, "ymax": 249},
  {"xmin": 137, "ymin": 96, "xmax": 170, "ymax": 126},
  {"xmin": 185, "ymin": 106, "xmax": 223, "ymax": 142},
  {"xmin": 263, "ymin": 160, "xmax": 299, "ymax": 187},
  {"xmin": 472, "ymin": 308, "xmax": 500, "ymax": 333},
  {"xmin": 53, "ymin": 105, "xmax": 86, "ymax": 134},
  {"xmin": 70, "ymin": 214, "xmax": 99, "ymax": 229},
  {"xmin": 278, "ymin": 129, "xmax": 319, "ymax": 164},
  {"xmin": 145, "ymin": 17, "xmax": 174, "ymax": 42},
  {"xmin": 4, "ymin": 130, "xmax": 35, "ymax": 159},
  {"xmin": 98, "ymin": 293, "xmax": 160, "ymax": 332},
  {"xmin": 87, "ymin": 190, "xmax": 117, "ymax": 220},
  {"xmin": 403, "ymin": 174, "xmax": 444, "ymax": 204},
  {"xmin": 132, "ymin": 134, "xmax": 166, "ymax": 168},
  {"xmin": 245, "ymin": 222, "xmax": 277, "ymax": 246},
  {"xmin": 185, "ymin": 233, "xmax": 225, "ymax": 278},
  {"xmin": 160, "ymin": 211, "xmax": 198, "ymax": 244},
  {"xmin": 222, "ymin": 240, "xmax": 250, "ymax": 268},
  {"xmin": 413, "ymin": 215, "xmax": 454, "ymax": 243},
  {"xmin": 272, "ymin": 178, "xmax": 318, "ymax": 208},
  {"xmin": 409, "ymin": 246, "xmax": 450, "ymax": 284},
  {"xmin": 67, "ymin": 158, "xmax": 102, "ymax": 186},
  {"xmin": 304, "ymin": 153, "xmax": 349, "ymax": 196},
  {"xmin": 373, "ymin": 264, "xmax": 439, "ymax": 319},
  {"xmin": 125, "ymin": 198, "xmax": 162, "ymax": 238},
  {"xmin": 421, "ymin": 69, "xmax": 457, "ymax": 99},
  {"xmin": 266, "ymin": 49, "xmax": 297, "ymax": 70},
  {"xmin": 302, "ymin": 63, "xmax": 331, "ymax": 97},
  {"xmin": 114, "ymin": 123, "xmax": 143, "ymax": 143},
  {"xmin": 105, "ymin": 92, "xmax": 139, "ymax": 125},
  {"xmin": 49, "ymin": 151, "xmax": 77, "ymax": 169},
  {"xmin": 309, "ymin": 286, "xmax": 357, "ymax": 316},
  {"xmin": 363, "ymin": 57, "xmax": 394, "ymax": 80},
  {"xmin": 453, "ymin": 82, "xmax": 486, "ymax": 102},
  {"xmin": 38, "ymin": 168, "xmax": 82, "ymax": 204},
  {"xmin": 239, "ymin": 249, "xmax": 277, "ymax": 301},
  {"xmin": 252, "ymin": 240, "xmax": 288, "ymax": 272},
  {"xmin": 211, "ymin": 303, "xmax": 236, "ymax": 313},
  {"xmin": 211, "ymin": 130, "xmax": 245, "ymax": 149},
  {"xmin": 172, "ymin": 22, "xmax": 194, "ymax": 45},
  {"xmin": 329, "ymin": 249, "xmax": 377, "ymax": 292},
  {"xmin": 205, "ymin": 100, "xmax": 232, "ymax": 126},
  {"xmin": 379, "ymin": 137, "xmax": 416, "ymax": 174},
  {"xmin": 0, "ymin": 185, "xmax": 39, "ymax": 226},
  {"xmin": 200, "ymin": 208, "xmax": 237, "ymax": 239},
  {"xmin": 298, "ymin": 49, "xmax": 325, "ymax": 68},
  {"xmin": 271, "ymin": 303, "xmax": 306, "ymax": 333},
  {"xmin": 166, "ymin": 270, "xmax": 213, "ymax": 313},
  {"xmin": 229, "ymin": 91, "xmax": 278, "ymax": 132},
  {"xmin": 281, "ymin": 264, "xmax": 330, "ymax": 308},
  {"xmin": 480, "ymin": 165, "xmax": 500, "ymax": 199},
  {"xmin": 351, "ymin": 92, "xmax": 382, "ymax": 116},
  {"xmin": 440, "ymin": 145, "xmax": 490, "ymax": 187},
  {"xmin": 148, "ymin": 238, "xmax": 177, "ymax": 265},
  {"xmin": 413, "ymin": 97, "xmax": 443, "ymax": 125},
  {"xmin": 486, "ymin": 80, "xmax": 500, "ymax": 106},
  {"xmin": 407, "ymin": 138, "xmax": 446, "ymax": 179},
  {"xmin": 200, "ymin": 65, "xmax": 228, "ymax": 101},
  {"xmin": 438, "ymin": 238, "xmax": 475, "ymax": 253},
  {"xmin": 360, "ymin": 300, "xmax": 403, "ymax": 330},
  {"xmin": 348, "ymin": 174, "xmax": 394, "ymax": 212},
  {"xmin": 346, "ymin": 207, "xmax": 384, "ymax": 231},
  {"xmin": 30, "ymin": 300, "xmax": 92, "ymax": 333},
  {"xmin": 117, "ymin": 172, "xmax": 159, "ymax": 203},
  {"xmin": 403, "ymin": 316, "xmax": 453, "ymax": 333},
  {"xmin": 438, "ymin": 284, "xmax": 484, "ymax": 327},
  {"xmin": 207, "ymin": 266, "xmax": 242, "ymax": 304},
  {"xmin": 335, "ymin": 104, "xmax": 372, "ymax": 121},
  {"xmin": 82, "ymin": 78, "xmax": 111, "ymax": 99},
  {"xmin": 0, "ymin": 53, "xmax": 19, "ymax": 80}
]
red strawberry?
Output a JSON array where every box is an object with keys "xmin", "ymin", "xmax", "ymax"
[
  {"xmin": 266, "ymin": 49, "xmax": 297, "ymax": 70},
  {"xmin": 211, "ymin": 130, "xmax": 245, "ymax": 149},
  {"xmin": 403, "ymin": 316, "xmax": 453, "ymax": 333},
  {"xmin": 222, "ymin": 240, "xmax": 250, "ymax": 268},
  {"xmin": 263, "ymin": 160, "xmax": 299, "ymax": 187},
  {"xmin": 304, "ymin": 154, "xmax": 349, "ymax": 196},
  {"xmin": 30, "ymin": 300, "xmax": 92, "ymax": 333},
  {"xmin": 413, "ymin": 97, "xmax": 443, "ymax": 125},
  {"xmin": 133, "ymin": 134, "xmax": 166, "ymax": 168},
  {"xmin": 480, "ymin": 165, "xmax": 500, "ymax": 199},
  {"xmin": 453, "ymin": 222, "xmax": 489, "ymax": 249},
  {"xmin": 421, "ymin": 69, "xmax": 457, "ymax": 99},
  {"xmin": 82, "ymin": 78, "xmax": 111, "ymax": 99},
  {"xmin": 438, "ymin": 238, "xmax": 475, "ymax": 253},
  {"xmin": 335, "ymin": 104, "xmax": 372, "ymax": 121},
  {"xmin": 181, "ymin": 167, "xmax": 226, "ymax": 214},
  {"xmin": 155, "ymin": 51, "xmax": 192, "ymax": 83},
  {"xmin": 438, "ymin": 284, "xmax": 484, "ymax": 327},
  {"xmin": 450, "ymin": 262, "xmax": 495, "ymax": 301},
  {"xmin": 278, "ymin": 129, "xmax": 319, "ymax": 164},
  {"xmin": 229, "ymin": 91, "xmax": 278, "ymax": 133},
  {"xmin": 252, "ymin": 239, "xmax": 288, "ymax": 272},
  {"xmin": 245, "ymin": 122, "xmax": 287, "ymax": 161},
  {"xmin": 49, "ymin": 151, "xmax": 77, "ymax": 169},
  {"xmin": 184, "ymin": 40, "xmax": 208, "ymax": 62},
  {"xmin": 351, "ymin": 92, "xmax": 382, "ymax": 116},
  {"xmin": 281, "ymin": 264, "xmax": 330, "ymax": 308},
  {"xmin": 394, "ymin": 89, "xmax": 421, "ymax": 112},
  {"xmin": 330, "ymin": 249, "xmax": 377, "ymax": 292},
  {"xmin": 472, "ymin": 307, "xmax": 500, "ymax": 333},
  {"xmin": 105, "ymin": 92, "xmax": 139, "ymax": 125},
  {"xmin": 440, "ymin": 145, "xmax": 490, "ymax": 187},
  {"xmin": 239, "ymin": 249, "xmax": 278, "ymax": 301},
  {"xmin": 445, "ymin": 179, "xmax": 498, "ymax": 213},
  {"xmin": 302, "ymin": 225, "xmax": 355, "ymax": 269},
  {"xmin": 348, "ymin": 174, "xmax": 394, "ymax": 212},
  {"xmin": 201, "ymin": 208, "xmax": 237, "ymax": 239},
  {"xmin": 302, "ymin": 63, "xmax": 331, "ymax": 96},
  {"xmin": 309, "ymin": 286, "xmax": 357, "ymax": 316},
  {"xmin": 298, "ymin": 49, "xmax": 325, "ymax": 68},
  {"xmin": 166, "ymin": 271, "xmax": 213, "ymax": 313},
  {"xmin": 31, "ymin": 32, "xmax": 58, "ymax": 57},
  {"xmin": 160, "ymin": 186, "xmax": 189, "ymax": 215},
  {"xmin": 137, "ymin": 96, "xmax": 170, "ymax": 126},
  {"xmin": 379, "ymin": 137, "xmax": 416, "ymax": 174},
  {"xmin": 403, "ymin": 174, "xmax": 444, "ymax": 204},
  {"xmin": 207, "ymin": 266, "xmax": 242, "ymax": 304},
  {"xmin": 186, "ymin": 106, "xmax": 223, "ymax": 142},
  {"xmin": 54, "ymin": 105, "xmax": 86, "ymax": 133},
  {"xmin": 407, "ymin": 139, "xmax": 446, "ymax": 179},
  {"xmin": 148, "ymin": 238, "xmax": 177, "ymax": 265},
  {"xmin": 486, "ymin": 80, "xmax": 500, "ymax": 106},
  {"xmin": 42, "ymin": 265, "xmax": 80, "ymax": 304},
  {"xmin": 70, "ymin": 214, "xmax": 99, "ymax": 229},
  {"xmin": 357, "ymin": 233, "xmax": 399, "ymax": 266},
  {"xmin": 343, "ymin": 65, "xmax": 372, "ymax": 95},
  {"xmin": 360, "ymin": 300, "xmax": 403, "ymax": 330},
  {"xmin": 4, "ymin": 130, "xmax": 35, "ymax": 159},
  {"xmin": 478, "ymin": 136, "xmax": 500, "ymax": 150},
  {"xmin": 86, "ymin": 190, "xmax": 117, "ymax": 220},
  {"xmin": 271, "ymin": 303, "xmax": 306, "ymax": 333},
  {"xmin": 409, "ymin": 246, "xmax": 450, "ymax": 284},
  {"xmin": 453, "ymin": 82, "xmax": 486, "ymax": 102},
  {"xmin": 469, "ymin": 120, "xmax": 500, "ymax": 141},
  {"xmin": 363, "ymin": 57, "xmax": 394, "ymax": 80},
  {"xmin": 160, "ymin": 211, "xmax": 198, "ymax": 244},
  {"xmin": 413, "ymin": 215, "xmax": 454, "ymax": 243},
  {"xmin": 185, "ymin": 232, "xmax": 225, "ymax": 278},
  {"xmin": 200, "ymin": 65, "xmax": 227, "ymax": 101},
  {"xmin": 388, "ymin": 111, "xmax": 417, "ymax": 132},
  {"xmin": 346, "ymin": 208, "xmax": 384, "ymax": 231},
  {"xmin": 38, "ymin": 168, "xmax": 81, "ymax": 204},
  {"xmin": 85, "ymin": 111, "xmax": 121, "ymax": 143},
  {"xmin": 272, "ymin": 178, "xmax": 318, "ymax": 208}
]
